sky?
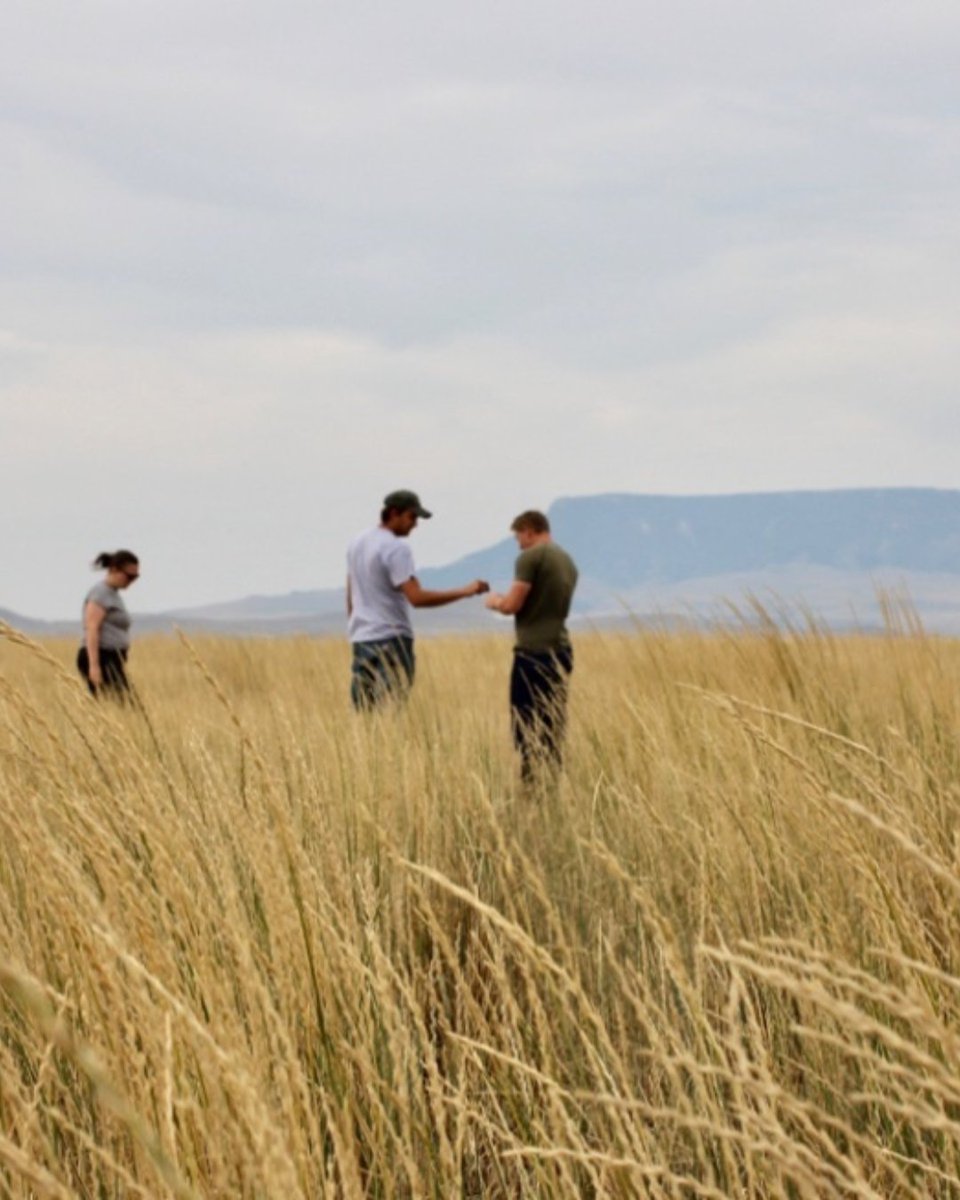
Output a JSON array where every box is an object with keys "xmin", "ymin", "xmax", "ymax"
[{"xmin": 2, "ymin": 0, "xmax": 958, "ymax": 619}]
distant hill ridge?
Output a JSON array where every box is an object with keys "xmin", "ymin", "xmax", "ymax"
[
  {"xmin": 4, "ymin": 489, "xmax": 960, "ymax": 634},
  {"xmin": 422, "ymin": 487, "xmax": 960, "ymax": 588}
]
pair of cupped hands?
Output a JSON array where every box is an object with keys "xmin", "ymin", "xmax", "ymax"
[{"xmin": 464, "ymin": 579, "xmax": 513, "ymax": 612}]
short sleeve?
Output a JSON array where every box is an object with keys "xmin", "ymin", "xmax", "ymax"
[
  {"xmin": 514, "ymin": 548, "xmax": 539, "ymax": 584},
  {"xmin": 384, "ymin": 539, "xmax": 416, "ymax": 588},
  {"xmin": 86, "ymin": 582, "xmax": 115, "ymax": 609}
]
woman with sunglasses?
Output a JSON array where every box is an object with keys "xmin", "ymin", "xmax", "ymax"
[{"xmin": 78, "ymin": 550, "xmax": 140, "ymax": 698}]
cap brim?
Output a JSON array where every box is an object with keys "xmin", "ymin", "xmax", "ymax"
[{"xmin": 416, "ymin": 507, "xmax": 432, "ymax": 519}]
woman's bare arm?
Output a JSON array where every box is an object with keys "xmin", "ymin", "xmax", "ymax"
[{"xmin": 84, "ymin": 602, "xmax": 107, "ymax": 686}]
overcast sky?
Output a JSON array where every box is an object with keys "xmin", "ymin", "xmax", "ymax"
[{"xmin": 2, "ymin": 1, "xmax": 958, "ymax": 618}]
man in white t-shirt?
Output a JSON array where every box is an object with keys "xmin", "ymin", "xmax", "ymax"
[{"xmin": 346, "ymin": 490, "xmax": 489, "ymax": 709}]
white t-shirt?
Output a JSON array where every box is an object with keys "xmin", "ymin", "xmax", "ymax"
[{"xmin": 347, "ymin": 527, "xmax": 416, "ymax": 643}]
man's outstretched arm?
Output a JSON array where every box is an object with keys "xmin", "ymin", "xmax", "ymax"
[
  {"xmin": 485, "ymin": 581, "xmax": 531, "ymax": 615},
  {"xmin": 400, "ymin": 576, "xmax": 489, "ymax": 608}
]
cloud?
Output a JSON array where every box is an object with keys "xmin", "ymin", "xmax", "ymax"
[{"xmin": 1, "ymin": 0, "xmax": 958, "ymax": 617}]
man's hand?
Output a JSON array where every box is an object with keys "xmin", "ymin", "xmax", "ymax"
[
  {"xmin": 469, "ymin": 579, "xmax": 490, "ymax": 596},
  {"xmin": 485, "ymin": 580, "xmax": 531, "ymax": 615}
]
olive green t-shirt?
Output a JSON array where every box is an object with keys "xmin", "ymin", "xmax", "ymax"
[{"xmin": 513, "ymin": 542, "xmax": 578, "ymax": 652}]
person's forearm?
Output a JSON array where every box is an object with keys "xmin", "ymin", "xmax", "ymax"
[
  {"xmin": 85, "ymin": 627, "xmax": 101, "ymax": 671},
  {"xmin": 486, "ymin": 591, "xmax": 525, "ymax": 615},
  {"xmin": 410, "ymin": 585, "xmax": 472, "ymax": 608}
]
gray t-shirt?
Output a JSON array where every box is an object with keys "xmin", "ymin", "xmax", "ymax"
[
  {"xmin": 82, "ymin": 582, "xmax": 132, "ymax": 651},
  {"xmin": 347, "ymin": 527, "xmax": 416, "ymax": 643}
]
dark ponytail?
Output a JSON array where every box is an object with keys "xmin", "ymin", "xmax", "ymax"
[{"xmin": 93, "ymin": 550, "xmax": 139, "ymax": 571}]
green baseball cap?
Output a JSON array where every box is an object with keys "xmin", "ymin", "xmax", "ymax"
[{"xmin": 383, "ymin": 489, "xmax": 432, "ymax": 518}]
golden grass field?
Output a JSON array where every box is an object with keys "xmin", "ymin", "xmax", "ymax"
[{"xmin": 2, "ymin": 609, "xmax": 960, "ymax": 1198}]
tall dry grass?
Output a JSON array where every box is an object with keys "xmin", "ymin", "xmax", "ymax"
[{"xmin": 2, "ymin": 609, "xmax": 960, "ymax": 1197}]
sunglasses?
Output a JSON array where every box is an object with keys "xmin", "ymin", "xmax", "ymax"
[{"xmin": 121, "ymin": 567, "xmax": 140, "ymax": 581}]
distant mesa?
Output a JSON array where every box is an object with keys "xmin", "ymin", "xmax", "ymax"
[
  {"xmin": 422, "ymin": 487, "xmax": 960, "ymax": 589},
  {"xmin": 4, "ymin": 489, "xmax": 960, "ymax": 636},
  {"xmin": 417, "ymin": 487, "xmax": 960, "ymax": 634}
]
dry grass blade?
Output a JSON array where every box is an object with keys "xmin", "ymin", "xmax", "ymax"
[
  {"xmin": 0, "ymin": 962, "xmax": 201, "ymax": 1200},
  {"xmin": 2, "ymin": 625, "xmax": 960, "ymax": 1196}
]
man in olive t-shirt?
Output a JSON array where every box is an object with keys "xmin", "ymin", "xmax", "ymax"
[{"xmin": 485, "ymin": 510, "xmax": 578, "ymax": 782}]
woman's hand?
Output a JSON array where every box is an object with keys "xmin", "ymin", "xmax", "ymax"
[{"xmin": 88, "ymin": 660, "xmax": 103, "ymax": 688}]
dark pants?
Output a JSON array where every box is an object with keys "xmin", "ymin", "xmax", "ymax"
[
  {"xmin": 77, "ymin": 646, "xmax": 130, "ymax": 699},
  {"xmin": 350, "ymin": 636, "xmax": 416, "ymax": 710},
  {"xmin": 510, "ymin": 645, "xmax": 573, "ymax": 780}
]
